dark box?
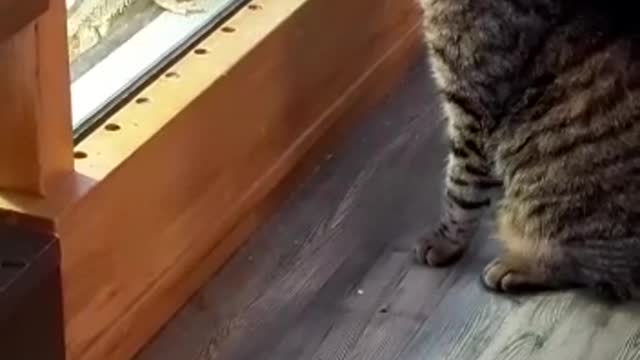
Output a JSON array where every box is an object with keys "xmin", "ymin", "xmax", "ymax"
[{"xmin": 0, "ymin": 223, "xmax": 65, "ymax": 360}]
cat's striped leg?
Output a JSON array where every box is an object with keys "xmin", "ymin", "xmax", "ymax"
[{"xmin": 415, "ymin": 118, "xmax": 501, "ymax": 267}]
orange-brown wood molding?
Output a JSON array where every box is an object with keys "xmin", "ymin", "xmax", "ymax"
[{"xmin": 0, "ymin": 0, "xmax": 72, "ymax": 195}]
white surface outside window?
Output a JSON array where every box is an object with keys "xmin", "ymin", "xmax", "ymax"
[{"xmin": 66, "ymin": 0, "xmax": 244, "ymax": 132}]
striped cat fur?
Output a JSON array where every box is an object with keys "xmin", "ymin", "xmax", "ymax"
[{"xmin": 415, "ymin": 0, "xmax": 640, "ymax": 300}]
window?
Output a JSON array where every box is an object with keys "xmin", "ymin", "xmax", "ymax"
[{"xmin": 66, "ymin": 0, "xmax": 247, "ymax": 135}]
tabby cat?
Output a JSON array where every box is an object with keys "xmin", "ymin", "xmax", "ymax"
[{"xmin": 414, "ymin": 0, "xmax": 640, "ymax": 300}]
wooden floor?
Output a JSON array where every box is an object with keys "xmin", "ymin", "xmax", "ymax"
[{"xmin": 136, "ymin": 55, "xmax": 640, "ymax": 360}]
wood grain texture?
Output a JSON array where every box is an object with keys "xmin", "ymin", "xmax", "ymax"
[
  {"xmin": 0, "ymin": 0, "xmax": 421, "ymax": 358},
  {"xmin": 0, "ymin": 0, "xmax": 73, "ymax": 195},
  {"xmin": 0, "ymin": 0, "xmax": 48, "ymax": 43},
  {"xmin": 136, "ymin": 57, "xmax": 447, "ymax": 360},
  {"xmin": 139, "ymin": 57, "xmax": 640, "ymax": 360}
]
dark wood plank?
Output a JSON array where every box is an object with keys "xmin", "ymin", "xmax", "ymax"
[
  {"xmin": 614, "ymin": 316, "xmax": 640, "ymax": 360},
  {"xmin": 529, "ymin": 299, "xmax": 628, "ymax": 360},
  {"xmin": 396, "ymin": 231, "xmax": 512, "ymax": 360},
  {"xmin": 472, "ymin": 293, "xmax": 577, "ymax": 360},
  {"xmin": 266, "ymin": 251, "xmax": 410, "ymax": 360},
  {"xmin": 136, "ymin": 54, "xmax": 445, "ymax": 360},
  {"xmin": 192, "ymin": 57, "xmax": 448, "ymax": 360}
]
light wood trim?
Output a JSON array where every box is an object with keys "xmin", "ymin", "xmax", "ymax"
[
  {"xmin": 0, "ymin": 0, "xmax": 73, "ymax": 196},
  {"xmin": 0, "ymin": 0, "xmax": 422, "ymax": 358}
]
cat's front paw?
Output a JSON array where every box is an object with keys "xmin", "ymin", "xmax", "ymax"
[
  {"xmin": 482, "ymin": 257, "xmax": 522, "ymax": 292},
  {"xmin": 414, "ymin": 229, "xmax": 466, "ymax": 267},
  {"xmin": 482, "ymin": 256, "xmax": 542, "ymax": 293}
]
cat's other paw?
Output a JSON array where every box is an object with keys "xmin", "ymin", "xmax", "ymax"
[
  {"xmin": 414, "ymin": 229, "xmax": 466, "ymax": 267},
  {"xmin": 482, "ymin": 256, "xmax": 541, "ymax": 293}
]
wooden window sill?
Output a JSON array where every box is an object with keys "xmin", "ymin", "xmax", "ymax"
[{"xmin": 0, "ymin": 0, "xmax": 422, "ymax": 358}]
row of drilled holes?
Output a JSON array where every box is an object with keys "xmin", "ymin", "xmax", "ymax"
[{"xmin": 74, "ymin": 2, "xmax": 263, "ymax": 160}]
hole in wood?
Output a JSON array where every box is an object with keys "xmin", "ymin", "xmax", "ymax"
[
  {"xmin": 165, "ymin": 71, "xmax": 180, "ymax": 78},
  {"xmin": 1, "ymin": 259, "xmax": 27, "ymax": 268},
  {"xmin": 104, "ymin": 123, "xmax": 121, "ymax": 131},
  {"xmin": 379, "ymin": 307, "xmax": 389, "ymax": 314},
  {"xmin": 194, "ymin": 48, "xmax": 209, "ymax": 55},
  {"xmin": 74, "ymin": 151, "xmax": 88, "ymax": 159},
  {"xmin": 135, "ymin": 97, "xmax": 150, "ymax": 104},
  {"xmin": 248, "ymin": 3, "xmax": 261, "ymax": 10},
  {"xmin": 221, "ymin": 26, "xmax": 236, "ymax": 33}
]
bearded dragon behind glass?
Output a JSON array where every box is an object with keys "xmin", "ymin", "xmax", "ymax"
[{"xmin": 67, "ymin": 0, "xmax": 204, "ymax": 61}]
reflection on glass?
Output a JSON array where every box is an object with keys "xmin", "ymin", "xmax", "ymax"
[{"xmin": 66, "ymin": 0, "xmax": 245, "ymax": 134}]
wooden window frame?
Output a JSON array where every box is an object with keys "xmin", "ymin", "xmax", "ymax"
[{"xmin": 0, "ymin": 0, "xmax": 422, "ymax": 358}]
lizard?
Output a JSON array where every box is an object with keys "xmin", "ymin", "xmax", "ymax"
[{"xmin": 67, "ymin": 0, "xmax": 205, "ymax": 62}]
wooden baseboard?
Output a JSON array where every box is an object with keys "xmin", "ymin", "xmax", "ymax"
[{"xmin": 0, "ymin": 0, "xmax": 423, "ymax": 358}]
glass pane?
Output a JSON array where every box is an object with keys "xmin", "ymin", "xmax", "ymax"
[{"xmin": 66, "ymin": 0, "xmax": 246, "ymax": 136}]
